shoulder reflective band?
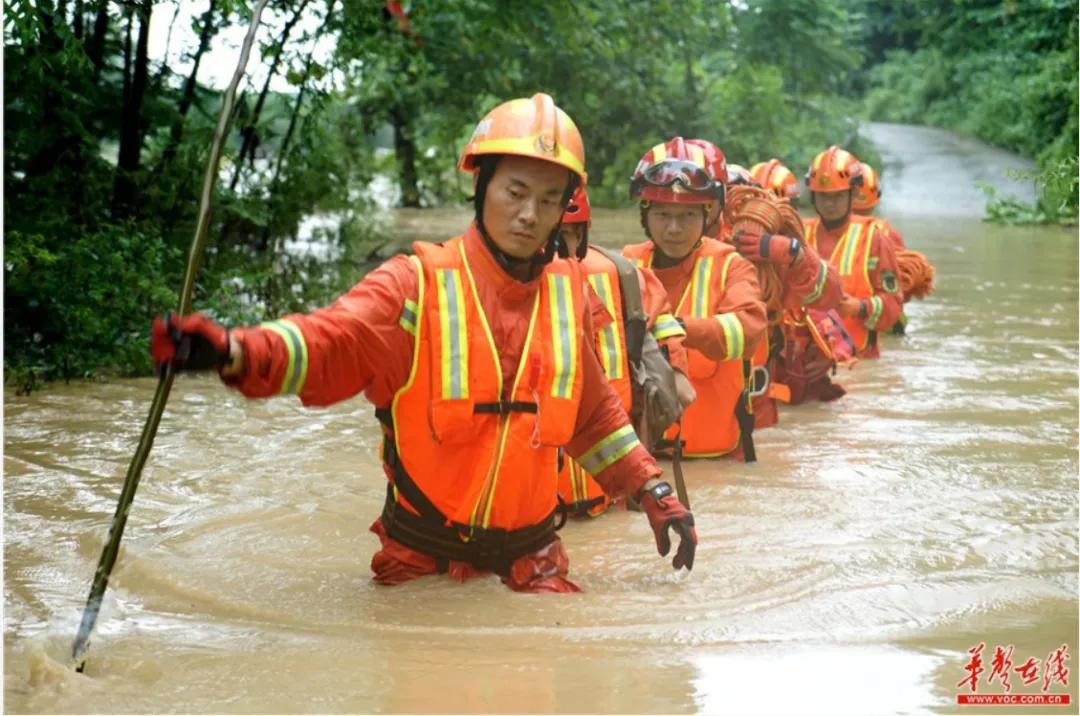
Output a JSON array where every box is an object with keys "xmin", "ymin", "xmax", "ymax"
[
  {"xmin": 547, "ymin": 273, "xmax": 578, "ymax": 399},
  {"xmin": 652, "ymin": 313, "xmax": 685, "ymax": 341},
  {"xmin": 715, "ymin": 312, "xmax": 745, "ymax": 360},
  {"xmin": 802, "ymin": 258, "xmax": 829, "ymax": 305},
  {"xmin": 692, "ymin": 255, "xmax": 715, "ymax": 318},
  {"xmin": 399, "ymin": 298, "xmax": 418, "ymax": 336},
  {"xmin": 436, "ymin": 268, "xmax": 469, "ymax": 400},
  {"xmin": 577, "ymin": 424, "xmax": 641, "ymax": 475},
  {"xmin": 261, "ymin": 319, "xmax": 309, "ymax": 395},
  {"xmin": 866, "ymin": 295, "xmax": 884, "ymax": 329},
  {"xmin": 588, "ymin": 272, "xmax": 624, "ymax": 380}
]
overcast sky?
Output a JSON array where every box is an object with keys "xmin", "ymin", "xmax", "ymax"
[{"xmin": 147, "ymin": 1, "xmax": 338, "ymax": 93}]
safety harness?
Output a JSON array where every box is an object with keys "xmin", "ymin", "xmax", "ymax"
[{"xmin": 375, "ymin": 408, "xmax": 557, "ymax": 576}]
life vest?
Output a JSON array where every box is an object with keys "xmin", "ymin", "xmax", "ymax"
[
  {"xmin": 623, "ymin": 239, "xmax": 746, "ymax": 457},
  {"xmin": 805, "ymin": 215, "xmax": 879, "ymax": 352},
  {"xmin": 555, "ymin": 247, "xmax": 628, "ymax": 517},
  {"xmin": 382, "ymin": 236, "xmax": 587, "ymax": 573}
]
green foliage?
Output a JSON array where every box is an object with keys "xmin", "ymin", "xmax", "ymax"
[
  {"xmin": 5, "ymin": 223, "xmax": 179, "ymax": 382},
  {"xmin": 978, "ymin": 155, "xmax": 1079, "ymax": 225}
]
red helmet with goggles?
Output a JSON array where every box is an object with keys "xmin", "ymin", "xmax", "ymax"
[
  {"xmin": 630, "ymin": 137, "xmax": 724, "ymax": 205},
  {"xmin": 725, "ymin": 163, "xmax": 761, "ymax": 188}
]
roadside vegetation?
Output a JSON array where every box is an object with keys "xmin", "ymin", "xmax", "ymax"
[{"xmin": 861, "ymin": 0, "xmax": 1078, "ymax": 225}]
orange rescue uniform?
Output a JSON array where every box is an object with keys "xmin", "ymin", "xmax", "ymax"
[
  {"xmin": 745, "ymin": 243, "xmax": 843, "ymax": 429},
  {"xmin": 623, "ymin": 238, "xmax": 766, "ymax": 458},
  {"xmin": 803, "ymin": 214, "xmax": 903, "ymax": 359},
  {"xmin": 226, "ymin": 225, "xmax": 661, "ymax": 591},
  {"xmin": 556, "ymin": 246, "xmax": 688, "ymax": 517}
]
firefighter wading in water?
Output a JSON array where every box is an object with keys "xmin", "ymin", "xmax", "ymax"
[
  {"xmin": 151, "ymin": 94, "xmax": 696, "ymax": 593},
  {"xmin": 622, "ymin": 138, "xmax": 768, "ymax": 460},
  {"xmin": 555, "ymin": 186, "xmax": 692, "ymax": 518},
  {"xmin": 803, "ymin": 146, "xmax": 903, "ymax": 359}
]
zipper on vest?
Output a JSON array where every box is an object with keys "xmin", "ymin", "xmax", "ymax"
[{"xmin": 469, "ymin": 413, "xmax": 514, "ymax": 533}]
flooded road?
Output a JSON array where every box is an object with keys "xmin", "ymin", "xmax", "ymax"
[{"xmin": 5, "ymin": 124, "xmax": 1077, "ymax": 714}]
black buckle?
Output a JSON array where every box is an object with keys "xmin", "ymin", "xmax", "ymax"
[{"xmin": 473, "ymin": 401, "xmax": 538, "ymax": 416}]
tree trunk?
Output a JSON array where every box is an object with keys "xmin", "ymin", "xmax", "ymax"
[
  {"xmin": 112, "ymin": 0, "xmax": 152, "ymax": 217},
  {"xmin": 382, "ymin": 5, "xmax": 420, "ymax": 207},
  {"xmin": 259, "ymin": 0, "xmax": 337, "ymax": 250},
  {"xmin": 87, "ymin": 0, "xmax": 110, "ymax": 80},
  {"xmin": 229, "ymin": 0, "xmax": 312, "ymax": 192},
  {"xmin": 26, "ymin": 0, "xmax": 67, "ymax": 181},
  {"xmin": 73, "ymin": 0, "xmax": 83, "ymax": 39},
  {"xmin": 390, "ymin": 105, "xmax": 420, "ymax": 207},
  {"xmin": 159, "ymin": 0, "xmax": 218, "ymax": 168}
]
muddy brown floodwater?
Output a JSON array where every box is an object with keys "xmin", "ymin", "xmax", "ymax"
[{"xmin": 5, "ymin": 123, "xmax": 1077, "ymax": 714}]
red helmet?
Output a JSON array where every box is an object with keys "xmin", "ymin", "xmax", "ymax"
[
  {"xmin": 806, "ymin": 145, "xmax": 863, "ymax": 193},
  {"xmin": 852, "ymin": 161, "xmax": 881, "ymax": 211},
  {"xmin": 629, "ymin": 137, "xmax": 723, "ymax": 205},
  {"xmin": 685, "ymin": 138, "xmax": 729, "ymax": 186},
  {"xmin": 562, "ymin": 185, "xmax": 591, "ymax": 225},
  {"xmin": 750, "ymin": 159, "xmax": 799, "ymax": 201},
  {"xmin": 725, "ymin": 163, "xmax": 761, "ymax": 188}
]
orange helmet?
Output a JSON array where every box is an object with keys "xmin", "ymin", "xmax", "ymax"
[
  {"xmin": 853, "ymin": 161, "xmax": 881, "ymax": 211},
  {"xmin": 562, "ymin": 185, "xmax": 591, "ymax": 225},
  {"xmin": 458, "ymin": 93, "xmax": 587, "ymax": 185},
  {"xmin": 629, "ymin": 136, "xmax": 723, "ymax": 205},
  {"xmin": 805, "ymin": 145, "xmax": 863, "ymax": 193},
  {"xmin": 725, "ymin": 163, "xmax": 760, "ymax": 188},
  {"xmin": 750, "ymin": 159, "xmax": 799, "ymax": 202}
]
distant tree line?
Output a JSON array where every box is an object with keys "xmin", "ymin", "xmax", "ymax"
[{"xmin": 860, "ymin": 0, "xmax": 1078, "ymax": 222}]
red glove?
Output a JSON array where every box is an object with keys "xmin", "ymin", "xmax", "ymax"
[
  {"xmin": 641, "ymin": 483, "xmax": 697, "ymax": 571},
  {"xmin": 734, "ymin": 229, "xmax": 801, "ymax": 265},
  {"xmin": 151, "ymin": 313, "xmax": 230, "ymax": 372}
]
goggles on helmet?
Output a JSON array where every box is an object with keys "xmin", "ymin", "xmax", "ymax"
[{"xmin": 631, "ymin": 159, "xmax": 721, "ymax": 198}]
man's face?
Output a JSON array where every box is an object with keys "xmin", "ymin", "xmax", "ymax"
[
  {"xmin": 483, "ymin": 156, "xmax": 570, "ymax": 259},
  {"xmin": 646, "ymin": 201, "xmax": 705, "ymax": 259},
  {"xmin": 812, "ymin": 190, "xmax": 852, "ymax": 223},
  {"xmin": 561, "ymin": 223, "xmax": 585, "ymax": 257}
]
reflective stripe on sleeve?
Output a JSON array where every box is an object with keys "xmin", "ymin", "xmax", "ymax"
[
  {"xmin": 399, "ymin": 298, "xmax": 418, "ymax": 336},
  {"xmin": 801, "ymin": 258, "xmax": 829, "ymax": 305},
  {"xmin": 577, "ymin": 424, "xmax": 641, "ymax": 475},
  {"xmin": 715, "ymin": 312, "xmax": 745, "ymax": 360},
  {"xmin": 651, "ymin": 313, "xmax": 685, "ymax": 341},
  {"xmin": 260, "ymin": 319, "xmax": 309, "ymax": 395},
  {"xmin": 866, "ymin": 295, "xmax": 884, "ymax": 329}
]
